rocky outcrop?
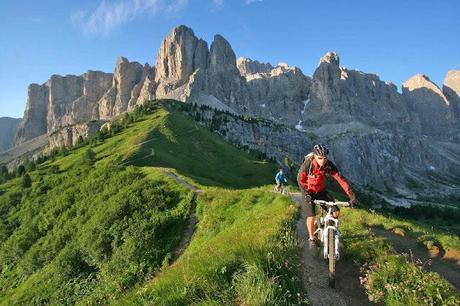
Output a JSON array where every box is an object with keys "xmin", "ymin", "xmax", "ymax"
[
  {"xmin": 0, "ymin": 117, "xmax": 21, "ymax": 152},
  {"xmin": 237, "ymin": 57, "xmax": 274, "ymax": 76},
  {"xmin": 402, "ymin": 74, "xmax": 455, "ymax": 138},
  {"xmin": 69, "ymin": 71, "xmax": 113, "ymax": 123},
  {"xmin": 47, "ymin": 121, "xmax": 105, "ymax": 151},
  {"xmin": 244, "ymin": 63, "xmax": 311, "ymax": 125},
  {"xmin": 97, "ymin": 57, "xmax": 144, "ymax": 119},
  {"xmin": 302, "ymin": 52, "xmax": 418, "ymax": 134},
  {"xmin": 46, "ymin": 74, "xmax": 84, "ymax": 132},
  {"xmin": 14, "ymin": 71, "xmax": 112, "ymax": 146},
  {"xmin": 14, "ymin": 84, "xmax": 49, "ymax": 145},
  {"xmin": 154, "ymin": 26, "xmax": 208, "ymax": 100},
  {"xmin": 443, "ymin": 70, "xmax": 460, "ymax": 118}
]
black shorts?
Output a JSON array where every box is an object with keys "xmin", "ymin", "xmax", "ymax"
[{"xmin": 302, "ymin": 190, "xmax": 337, "ymax": 217}]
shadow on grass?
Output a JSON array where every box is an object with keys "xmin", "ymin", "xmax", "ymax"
[{"xmin": 367, "ymin": 224, "xmax": 460, "ymax": 290}]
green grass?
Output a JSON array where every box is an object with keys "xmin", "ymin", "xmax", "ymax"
[
  {"xmin": 338, "ymin": 208, "xmax": 460, "ymax": 305},
  {"xmin": 0, "ymin": 100, "xmax": 302, "ymax": 305},
  {"xmin": 323, "ymin": 185, "xmax": 460, "ymax": 305},
  {"xmin": 0, "ymin": 164, "xmax": 194, "ymax": 305},
  {"xmin": 119, "ymin": 187, "xmax": 307, "ymax": 305},
  {"xmin": 124, "ymin": 103, "xmax": 277, "ymax": 189}
]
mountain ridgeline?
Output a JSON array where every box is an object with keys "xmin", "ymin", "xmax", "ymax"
[{"xmin": 10, "ymin": 25, "xmax": 460, "ymax": 201}]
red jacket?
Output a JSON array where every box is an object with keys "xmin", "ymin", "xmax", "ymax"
[{"xmin": 298, "ymin": 157, "xmax": 352, "ymax": 197}]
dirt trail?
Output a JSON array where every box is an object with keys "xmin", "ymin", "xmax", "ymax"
[
  {"xmin": 291, "ymin": 192, "xmax": 371, "ymax": 306},
  {"xmin": 165, "ymin": 172, "xmax": 203, "ymax": 263},
  {"xmin": 370, "ymin": 227, "xmax": 460, "ymax": 290}
]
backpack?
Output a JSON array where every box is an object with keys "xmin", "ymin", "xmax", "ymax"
[{"xmin": 297, "ymin": 152, "xmax": 314, "ymax": 188}]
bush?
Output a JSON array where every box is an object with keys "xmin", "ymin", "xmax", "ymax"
[
  {"xmin": 22, "ymin": 174, "xmax": 32, "ymax": 188},
  {"xmin": 83, "ymin": 148, "xmax": 96, "ymax": 165},
  {"xmin": 17, "ymin": 165, "xmax": 26, "ymax": 176}
]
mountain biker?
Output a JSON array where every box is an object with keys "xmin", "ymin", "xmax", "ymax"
[
  {"xmin": 275, "ymin": 168, "xmax": 288, "ymax": 192},
  {"xmin": 297, "ymin": 144, "xmax": 357, "ymax": 244}
]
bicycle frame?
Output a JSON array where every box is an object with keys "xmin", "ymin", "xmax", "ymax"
[{"xmin": 313, "ymin": 200, "xmax": 349, "ymax": 260}]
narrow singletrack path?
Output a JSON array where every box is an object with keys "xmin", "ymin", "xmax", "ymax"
[
  {"xmin": 164, "ymin": 171, "xmax": 203, "ymax": 264},
  {"xmin": 291, "ymin": 192, "xmax": 371, "ymax": 306}
]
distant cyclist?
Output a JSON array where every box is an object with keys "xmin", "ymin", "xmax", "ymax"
[
  {"xmin": 275, "ymin": 168, "xmax": 288, "ymax": 192},
  {"xmin": 297, "ymin": 144, "xmax": 357, "ymax": 244}
]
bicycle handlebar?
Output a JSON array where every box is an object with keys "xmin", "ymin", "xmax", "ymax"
[{"xmin": 313, "ymin": 200, "xmax": 350, "ymax": 207}]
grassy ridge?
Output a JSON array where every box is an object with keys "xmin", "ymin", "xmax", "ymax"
[
  {"xmin": 0, "ymin": 100, "xmax": 298, "ymax": 304},
  {"xmin": 125, "ymin": 105, "xmax": 277, "ymax": 188}
]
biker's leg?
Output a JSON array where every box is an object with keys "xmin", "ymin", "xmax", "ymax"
[{"xmin": 303, "ymin": 191, "xmax": 316, "ymax": 240}]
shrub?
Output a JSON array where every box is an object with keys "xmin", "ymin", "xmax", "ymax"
[
  {"xmin": 22, "ymin": 174, "xmax": 32, "ymax": 188},
  {"xmin": 83, "ymin": 148, "xmax": 96, "ymax": 165},
  {"xmin": 17, "ymin": 165, "xmax": 26, "ymax": 176}
]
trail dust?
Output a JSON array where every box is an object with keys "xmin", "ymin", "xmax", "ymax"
[
  {"xmin": 369, "ymin": 227, "xmax": 460, "ymax": 290},
  {"xmin": 291, "ymin": 192, "xmax": 371, "ymax": 306}
]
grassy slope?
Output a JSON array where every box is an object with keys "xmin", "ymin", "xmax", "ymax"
[
  {"xmin": 119, "ymin": 188, "xmax": 306, "ymax": 305},
  {"xmin": 0, "ymin": 101, "xmax": 304, "ymax": 305}
]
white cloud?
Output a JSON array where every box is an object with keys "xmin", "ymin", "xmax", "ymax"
[
  {"xmin": 245, "ymin": 0, "xmax": 263, "ymax": 4},
  {"xmin": 212, "ymin": 0, "xmax": 225, "ymax": 8},
  {"xmin": 72, "ymin": 0, "xmax": 188, "ymax": 35}
]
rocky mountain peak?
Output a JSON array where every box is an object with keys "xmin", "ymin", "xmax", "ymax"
[
  {"xmin": 443, "ymin": 70, "xmax": 460, "ymax": 97},
  {"xmin": 154, "ymin": 25, "xmax": 200, "ymax": 82},
  {"xmin": 237, "ymin": 57, "xmax": 274, "ymax": 76},
  {"xmin": 318, "ymin": 51, "xmax": 340, "ymax": 66},
  {"xmin": 209, "ymin": 34, "xmax": 237, "ymax": 73},
  {"xmin": 403, "ymin": 74, "xmax": 449, "ymax": 105}
]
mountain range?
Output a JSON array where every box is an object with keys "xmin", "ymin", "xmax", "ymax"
[{"xmin": 5, "ymin": 25, "xmax": 460, "ymax": 202}]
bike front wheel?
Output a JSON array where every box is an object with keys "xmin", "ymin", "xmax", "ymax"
[{"xmin": 328, "ymin": 227, "xmax": 336, "ymax": 288}]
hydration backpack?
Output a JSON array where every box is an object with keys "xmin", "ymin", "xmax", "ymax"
[{"xmin": 297, "ymin": 152, "xmax": 314, "ymax": 188}]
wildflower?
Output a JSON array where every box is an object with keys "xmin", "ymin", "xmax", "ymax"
[{"xmin": 284, "ymin": 260, "xmax": 289, "ymax": 269}]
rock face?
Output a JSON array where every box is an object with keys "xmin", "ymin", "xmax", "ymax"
[
  {"xmin": 303, "ymin": 52, "xmax": 417, "ymax": 134},
  {"xmin": 402, "ymin": 74, "xmax": 455, "ymax": 138},
  {"xmin": 0, "ymin": 117, "xmax": 21, "ymax": 152},
  {"xmin": 47, "ymin": 121, "xmax": 105, "ymax": 152},
  {"xmin": 237, "ymin": 57, "xmax": 274, "ymax": 76},
  {"xmin": 443, "ymin": 70, "xmax": 460, "ymax": 119},
  {"xmin": 14, "ymin": 84, "xmax": 49, "ymax": 145},
  {"xmin": 97, "ymin": 57, "xmax": 145, "ymax": 119},
  {"xmin": 178, "ymin": 105, "xmax": 460, "ymax": 198},
  {"xmin": 14, "ymin": 71, "xmax": 113, "ymax": 146},
  {"xmin": 244, "ymin": 62, "xmax": 311, "ymax": 125}
]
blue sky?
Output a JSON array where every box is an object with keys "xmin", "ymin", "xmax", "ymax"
[{"xmin": 1, "ymin": 0, "xmax": 459, "ymax": 118}]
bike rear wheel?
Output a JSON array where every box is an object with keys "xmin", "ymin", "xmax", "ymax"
[{"xmin": 328, "ymin": 227, "xmax": 336, "ymax": 288}]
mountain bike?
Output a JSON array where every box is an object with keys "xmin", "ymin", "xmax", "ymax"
[
  {"xmin": 273, "ymin": 182, "xmax": 288, "ymax": 195},
  {"xmin": 313, "ymin": 199, "xmax": 350, "ymax": 288}
]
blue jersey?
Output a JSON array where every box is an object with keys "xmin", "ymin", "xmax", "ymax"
[{"xmin": 275, "ymin": 171, "xmax": 287, "ymax": 183}]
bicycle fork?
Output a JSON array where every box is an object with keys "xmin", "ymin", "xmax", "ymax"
[{"xmin": 323, "ymin": 222, "xmax": 340, "ymax": 260}]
